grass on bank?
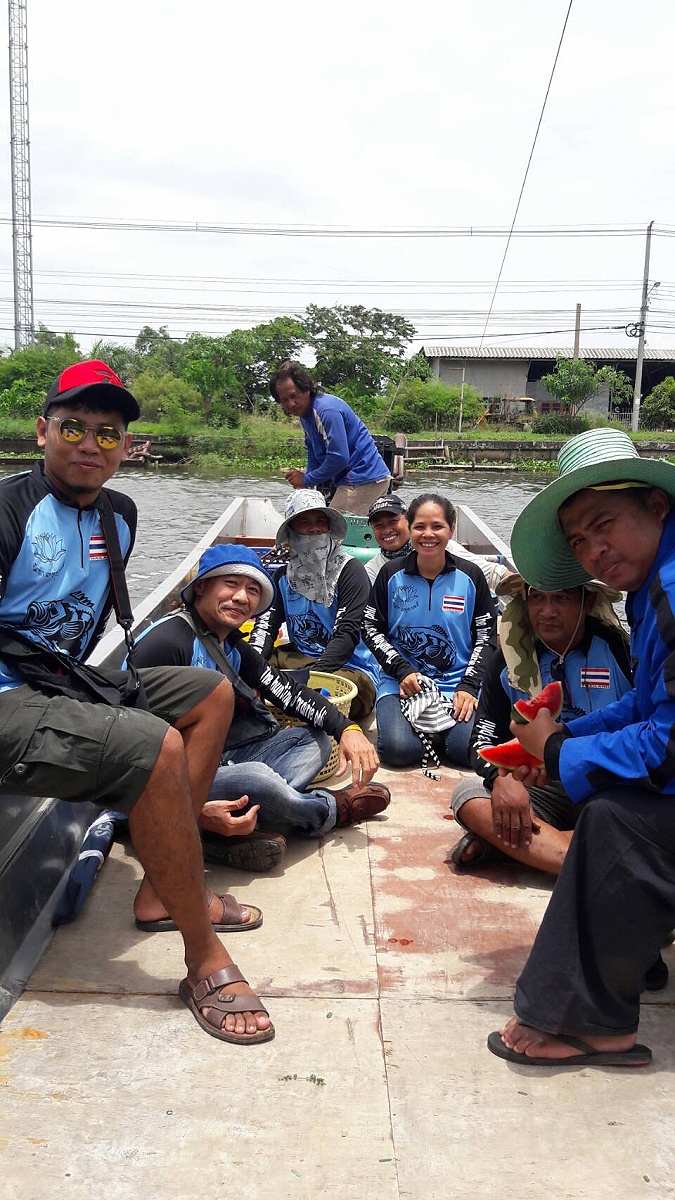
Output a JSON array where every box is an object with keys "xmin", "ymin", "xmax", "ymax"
[{"xmin": 3, "ymin": 414, "xmax": 675, "ymax": 478}]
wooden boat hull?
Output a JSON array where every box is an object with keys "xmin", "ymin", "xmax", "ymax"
[{"xmin": 0, "ymin": 495, "xmax": 511, "ymax": 1018}]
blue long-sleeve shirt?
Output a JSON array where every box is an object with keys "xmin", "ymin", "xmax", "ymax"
[
  {"xmin": 300, "ymin": 392, "xmax": 389, "ymax": 490},
  {"xmin": 559, "ymin": 507, "xmax": 675, "ymax": 802}
]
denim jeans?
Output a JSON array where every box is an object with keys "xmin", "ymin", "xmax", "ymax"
[
  {"xmin": 375, "ymin": 692, "xmax": 476, "ymax": 768},
  {"xmin": 207, "ymin": 725, "xmax": 337, "ymax": 834}
]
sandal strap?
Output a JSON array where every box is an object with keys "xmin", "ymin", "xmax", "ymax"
[
  {"xmin": 191, "ymin": 964, "xmax": 245, "ymax": 1004},
  {"xmin": 205, "ymin": 890, "xmax": 245, "ymax": 926},
  {"xmin": 216, "ymin": 892, "xmax": 245, "ymax": 925}
]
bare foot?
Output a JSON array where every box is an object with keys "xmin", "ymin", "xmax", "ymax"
[{"xmin": 498, "ymin": 1016, "xmax": 637, "ymax": 1060}]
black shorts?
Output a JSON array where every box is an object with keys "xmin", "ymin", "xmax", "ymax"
[{"xmin": 0, "ymin": 666, "xmax": 224, "ymax": 815}]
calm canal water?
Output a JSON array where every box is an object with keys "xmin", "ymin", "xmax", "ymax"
[
  {"xmin": 118, "ymin": 466, "xmax": 551, "ymax": 604},
  {"xmin": 0, "ymin": 464, "xmax": 551, "ymax": 605}
]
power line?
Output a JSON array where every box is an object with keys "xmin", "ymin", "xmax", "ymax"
[
  {"xmin": 479, "ymin": 0, "xmax": 575, "ymax": 347},
  {"xmin": 0, "ymin": 213, "xmax": 662, "ymax": 239}
]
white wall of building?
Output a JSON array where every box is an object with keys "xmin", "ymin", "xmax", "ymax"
[{"xmin": 437, "ymin": 359, "xmax": 528, "ymax": 397}]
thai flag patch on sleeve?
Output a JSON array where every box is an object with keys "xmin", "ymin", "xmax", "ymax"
[
  {"xmin": 89, "ymin": 535, "xmax": 108, "ymax": 561},
  {"xmin": 442, "ymin": 594, "xmax": 466, "ymax": 613},
  {"xmin": 580, "ymin": 667, "xmax": 611, "ymax": 688}
]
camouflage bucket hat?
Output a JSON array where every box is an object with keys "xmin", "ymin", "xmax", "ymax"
[{"xmin": 496, "ymin": 572, "xmax": 627, "ymax": 696}]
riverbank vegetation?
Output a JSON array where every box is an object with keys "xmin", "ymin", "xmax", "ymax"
[{"xmin": 2, "ymin": 323, "xmax": 675, "ymax": 474}]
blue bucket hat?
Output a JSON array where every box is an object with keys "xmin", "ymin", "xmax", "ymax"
[{"xmin": 180, "ymin": 544, "xmax": 275, "ymax": 615}]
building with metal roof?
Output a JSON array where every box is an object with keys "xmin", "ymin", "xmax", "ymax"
[{"xmin": 420, "ymin": 346, "xmax": 675, "ymax": 420}]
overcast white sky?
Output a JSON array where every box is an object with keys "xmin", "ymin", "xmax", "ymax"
[{"xmin": 0, "ymin": 0, "xmax": 673, "ymax": 354}]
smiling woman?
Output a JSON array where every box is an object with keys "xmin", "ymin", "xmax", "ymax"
[{"xmin": 363, "ymin": 491, "xmax": 497, "ymax": 769}]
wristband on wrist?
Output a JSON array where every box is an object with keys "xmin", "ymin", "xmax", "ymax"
[
  {"xmin": 543, "ymin": 727, "xmax": 572, "ymax": 782},
  {"xmin": 343, "ymin": 723, "xmax": 362, "ymax": 733}
]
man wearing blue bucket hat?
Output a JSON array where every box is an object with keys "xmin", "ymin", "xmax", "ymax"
[
  {"xmin": 133, "ymin": 543, "xmax": 388, "ymax": 868},
  {"xmin": 488, "ymin": 428, "xmax": 675, "ymax": 1068}
]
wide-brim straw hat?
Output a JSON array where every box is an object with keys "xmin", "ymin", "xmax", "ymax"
[
  {"xmin": 510, "ymin": 428, "xmax": 675, "ymax": 589},
  {"xmin": 275, "ymin": 489, "xmax": 347, "ymax": 545}
]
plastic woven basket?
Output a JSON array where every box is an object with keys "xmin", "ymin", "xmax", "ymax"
[{"xmin": 267, "ymin": 670, "xmax": 358, "ymax": 784}]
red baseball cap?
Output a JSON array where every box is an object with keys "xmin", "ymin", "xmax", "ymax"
[{"xmin": 43, "ymin": 360, "xmax": 140, "ymax": 424}]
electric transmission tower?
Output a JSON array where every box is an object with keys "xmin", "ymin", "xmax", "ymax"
[{"xmin": 8, "ymin": 0, "xmax": 34, "ymax": 348}]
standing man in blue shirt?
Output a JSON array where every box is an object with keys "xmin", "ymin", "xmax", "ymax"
[{"xmin": 271, "ymin": 361, "xmax": 390, "ymax": 515}]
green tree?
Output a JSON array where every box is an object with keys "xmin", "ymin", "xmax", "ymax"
[
  {"xmin": 386, "ymin": 351, "xmax": 433, "ymax": 387},
  {"xmin": 302, "ymin": 304, "xmax": 415, "ymax": 395},
  {"xmin": 34, "ymin": 325, "xmax": 79, "ymax": 352},
  {"xmin": 134, "ymin": 326, "xmax": 185, "ymax": 376},
  {"xmin": 0, "ymin": 331, "xmax": 82, "ymax": 417},
  {"xmin": 90, "ymin": 340, "xmax": 140, "ymax": 381},
  {"xmin": 640, "ymin": 377, "xmax": 675, "ymax": 430},
  {"xmin": 596, "ymin": 365, "xmax": 633, "ymax": 412},
  {"xmin": 383, "ymin": 378, "xmax": 483, "ymax": 432},
  {"xmin": 248, "ymin": 317, "xmax": 306, "ymax": 407},
  {"xmin": 541, "ymin": 357, "xmax": 600, "ymax": 419},
  {"xmin": 180, "ymin": 332, "xmax": 247, "ymax": 425},
  {"xmin": 131, "ymin": 371, "xmax": 205, "ymax": 424}
]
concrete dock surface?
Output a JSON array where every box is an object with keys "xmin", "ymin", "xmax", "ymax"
[{"xmin": 2, "ymin": 761, "xmax": 675, "ymax": 1199}]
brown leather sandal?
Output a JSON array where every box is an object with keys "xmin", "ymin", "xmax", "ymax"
[
  {"xmin": 135, "ymin": 890, "xmax": 263, "ymax": 933},
  {"xmin": 179, "ymin": 963, "xmax": 275, "ymax": 1045}
]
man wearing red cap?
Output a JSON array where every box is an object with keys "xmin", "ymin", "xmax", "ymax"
[{"xmin": 0, "ymin": 361, "xmax": 275, "ymax": 1045}]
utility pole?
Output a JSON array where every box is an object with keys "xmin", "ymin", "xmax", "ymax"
[
  {"xmin": 457, "ymin": 366, "xmax": 466, "ymax": 436},
  {"xmin": 631, "ymin": 221, "xmax": 654, "ymax": 433},
  {"xmin": 573, "ymin": 304, "xmax": 581, "ymax": 359},
  {"xmin": 8, "ymin": 0, "xmax": 34, "ymax": 349}
]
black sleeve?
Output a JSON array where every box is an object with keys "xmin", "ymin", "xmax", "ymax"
[
  {"xmin": 469, "ymin": 649, "xmax": 512, "ymax": 788},
  {"xmin": 362, "ymin": 558, "xmax": 416, "ymax": 684},
  {"xmin": 312, "ymin": 558, "xmax": 370, "ymax": 673},
  {"xmin": 0, "ymin": 471, "xmax": 37, "ymax": 601},
  {"xmin": 247, "ymin": 574, "xmax": 284, "ymax": 659},
  {"xmin": 544, "ymin": 729, "xmax": 572, "ymax": 782},
  {"xmin": 132, "ymin": 614, "xmax": 195, "ymax": 668},
  {"xmin": 235, "ymin": 637, "xmax": 349, "ymax": 740},
  {"xmin": 456, "ymin": 557, "xmax": 498, "ymax": 699}
]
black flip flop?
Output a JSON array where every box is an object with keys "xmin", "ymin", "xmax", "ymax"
[
  {"xmin": 487, "ymin": 1030, "xmax": 652, "ymax": 1067},
  {"xmin": 449, "ymin": 832, "xmax": 509, "ymax": 869}
]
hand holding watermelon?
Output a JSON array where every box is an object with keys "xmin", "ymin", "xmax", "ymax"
[
  {"xmin": 478, "ymin": 682, "xmax": 564, "ymax": 775},
  {"xmin": 511, "ymin": 681, "xmax": 563, "ymax": 725},
  {"xmin": 478, "ymin": 739, "xmax": 544, "ymax": 772}
]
